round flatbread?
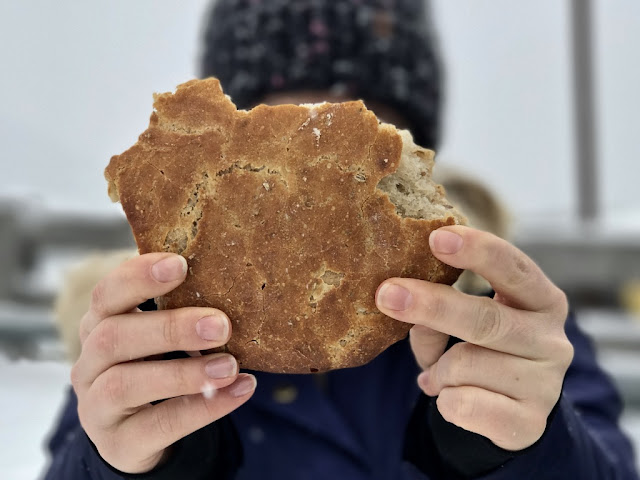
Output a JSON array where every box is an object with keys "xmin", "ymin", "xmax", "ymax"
[{"xmin": 105, "ymin": 78, "xmax": 465, "ymax": 373}]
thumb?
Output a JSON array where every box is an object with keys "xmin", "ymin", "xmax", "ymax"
[{"xmin": 409, "ymin": 325, "xmax": 448, "ymax": 370}]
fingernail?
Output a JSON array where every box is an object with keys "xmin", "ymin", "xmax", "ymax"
[
  {"xmin": 229, "ymin": 374, "xmax": 257, "ymax": 398},
  {"xmin": 377, "ymin": 283, "xmax": 413, "ymax": 311},
  {"xmin": 205, "ymin": 356, "xmax": 237, "ymax": 379},
  {"xmin": 151, "ymin": 256, "xmax": 187, "ymax": 282},
  {"xmin": 430, "ymin": 230, "xmax": 463, "ymax": 254},
  {"xmin": 196, "ymin": 314, "xmax": 229, "ymax": 342}
]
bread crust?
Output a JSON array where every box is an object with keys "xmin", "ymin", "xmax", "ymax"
[{"xmin": 105, "ymin": 78, "xmax": 463, "ymax": 373}]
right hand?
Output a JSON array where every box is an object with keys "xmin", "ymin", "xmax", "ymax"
[{"xmin": 70, "ymin": 253, "xmax": 256, "ymax": 474}]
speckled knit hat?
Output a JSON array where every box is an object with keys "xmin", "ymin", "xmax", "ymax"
[{"xmin": 201, "ymin": 0, "xmax": 443, "ymax": 149}]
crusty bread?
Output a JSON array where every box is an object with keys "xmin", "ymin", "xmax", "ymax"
[{"xmin": 105, "ymin": 78, "xmax": 465, "ymax": 373}]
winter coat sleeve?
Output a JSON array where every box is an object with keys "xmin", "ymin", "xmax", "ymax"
[
  {"xmin": 403, "ymin": 311, "xmax": 639, "ymax": 479},
  {"xmin": 42, "ymin": 388, "xmax": 243, "ymax": 480}
]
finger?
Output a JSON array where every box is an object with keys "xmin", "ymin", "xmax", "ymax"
[
  {"xmin": 429, "ymin": 226, "xmax": 566, "ymax": 313},
  {"xmin": 436, "ymin": 386, "xmax": 547, "ymax": 451},
  {"xmin": 124, "ymin": 373, "xmax": 256, "ymax": 454},
  {"xmin": 376, "ymin": 278, "xmax": 543, "ymax": 358},
  {"xmin": 90, "ymin": 354, "xmax": 239, "ymax": 415},
  {"xmin": 420, "ymin": 343, "xmax": 559, "ymax": 404},
  {"xmin": 408, "ymin": 325, "xmax": 448, "ymax": 370},
  {"xmin": 73, "ymin": 307, "xmax": 231, "ymax": 386},
  {"xmin": 80, "ymin": 253, "xmax": 188, "ymax": 342}
]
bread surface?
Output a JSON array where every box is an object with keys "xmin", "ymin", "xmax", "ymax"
[{"xmin": 105, "ymin": 78, "xmax": 465, "ymax": 373}]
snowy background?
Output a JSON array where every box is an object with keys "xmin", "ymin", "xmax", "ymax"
[{"xmin": 0, "ymin": 354, "xmax": 70, "ymax": 479}]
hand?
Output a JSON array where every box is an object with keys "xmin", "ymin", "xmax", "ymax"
[
  {"xmin": 70, "ymin": 253, "xmax": 256, "ymax": 474},
  {"xmin": 375, "ymin": 226, "xmax": 573, "ymax": 451}
]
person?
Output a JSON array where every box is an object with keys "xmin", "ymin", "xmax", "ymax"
[{"xmin": 43, "ymin": 1, "xmax": 639, "ymax": 479}]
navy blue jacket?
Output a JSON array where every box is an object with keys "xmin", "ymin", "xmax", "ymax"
[{"xmin": 43, "ymin": 313, "xmax": 639, "ymax": 479}]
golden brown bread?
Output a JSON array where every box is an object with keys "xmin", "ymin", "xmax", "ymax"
[{"xmin": 105, "ymin": 78, "xmax": 465, "ymax": 373}]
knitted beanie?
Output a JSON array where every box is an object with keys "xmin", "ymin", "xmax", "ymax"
[{"xmin": 201, "ymin": 0, "xmax": 443, "ymax": 149}]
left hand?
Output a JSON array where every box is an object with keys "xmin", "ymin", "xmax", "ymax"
[{"xmin": 375, "ymin": 225, "xmax": 574, "ymax": 451}]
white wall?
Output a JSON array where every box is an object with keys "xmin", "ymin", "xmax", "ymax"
[
  {"xmin": 593, "ymin": 0, "xmax": 640, "ymax": 218},
  {"xmin": 0, "ymin": 1, "xmax": 638, "ymax": 224},
  {"xmin": 432, "ymin": 0, "xmax": 575, "ymax": 218}
]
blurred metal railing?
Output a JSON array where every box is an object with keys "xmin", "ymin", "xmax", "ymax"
[
  {"xmin": 0, "ymin": 201, "xmax": 135, "ymax": 304},
  {"xmin": 0, "ymin": 200, "xmax": 135, "ymax": 357},
  {"xmin": 516, "ymin": 227, "xmax": 640, "ymax": 308}
]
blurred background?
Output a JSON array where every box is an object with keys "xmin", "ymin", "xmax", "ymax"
[{"xmin": 0, "ymin": 0, "xmax": 639, "ymax": 478}]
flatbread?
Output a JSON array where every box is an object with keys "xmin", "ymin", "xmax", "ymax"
[{"xmin": 105, "ymin": 78, "xmax": 465, "ymax": 373}]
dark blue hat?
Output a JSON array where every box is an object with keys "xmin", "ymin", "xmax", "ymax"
[{"xmin": 201, "ymin": 0, "xmax": 443, "ymax": 149}]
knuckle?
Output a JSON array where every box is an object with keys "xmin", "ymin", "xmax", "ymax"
[
  {"xmin": 439, "ymin": 388, "xmax": 477, "ymax": 424},
  {"xmin": 543, "ymin": 386, "xmax": 562, "ymax": 413},
  {"xmin": 484, "ymin": 241, "xmax": 525, "ymax": 283},
  {"xmin": 546, "ymin": 332, "xmax": 574, "ymax": 370},
  {"xmin": 558, "ymin": 337, "xmax": 575, "ymax": 369},
  {"xmin": 529, "ymin": 407, "xmax": 549, "ymax": 440},
  {"xmin": 90, "ymin": 282, "xmax": 108, "ymax": 317},
  {"xmin": 471, "ymin": 299, "xmax": 503, "ymax": 344},
  {"xmin": 162, "ymin": 310, "xmax": 182, "ymax": 348},
  {"xmin": 70, "ymin": 362, "xmax": 82, "ymax": 389},
  {"xmin": 97, "ymin": 437, "xmax": 120, "ymax": 465},
  {"xmin": 452, "ymin": 391, "xmax": 477, "ymax": 422},
  {"xmin": 427, "ymin": 293, "xmax": 449, "ymax": 323},
  {"xmin": 91, "ymin": 319, "xmax": 119, "ymax": 356},
  {"xmin": 443, "ymin": 343, "xmax": 473, "ymax": 386},
  {"xmin": 79, "ymin": 311, "xmax": 93, "ymax": 343},
  {"xmin": 172, "ymin": 361, "xmax": 191, "ymax": 394},
  {"xmin": 458, "ymin": 343, "xmax": 477, "ymax": 376},
  {"xmin": 154, "ymin": 405, "xmax": 180, "ymax": 438},
  {"xmin": 502, "ymin": 248, "xmax": 534, "ymax": 289},
  {"xmin": 511, "ymin": 254, "xmax": 533, "ymax": 285},
  {"xmin": 552, "ymin": 288, "xmax": 569, "ymax": 317},
  {"xmin": 565, "ymin": 343, "xmax": 575, "ymax": 368},
  {"xmin": 98, "ymin": 368, "xmax": 128, "ymax": 405}
]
